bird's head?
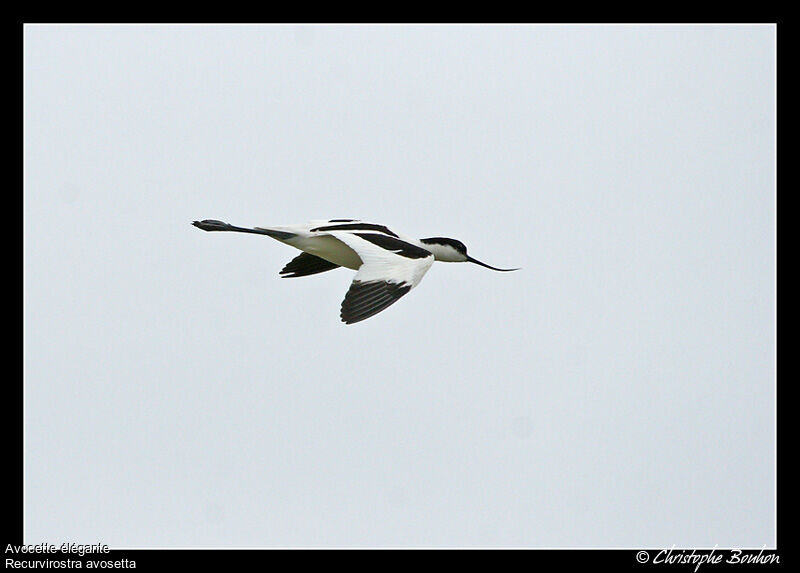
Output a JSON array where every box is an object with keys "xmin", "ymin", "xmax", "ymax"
[{"xmin": 420, "ymin": 237, "xmax": 519, "ymax": 271}]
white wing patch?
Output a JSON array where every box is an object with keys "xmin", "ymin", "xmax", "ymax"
[{"xmin": 327, "ymin": 231, "xmax": 435, "ymax": 324}]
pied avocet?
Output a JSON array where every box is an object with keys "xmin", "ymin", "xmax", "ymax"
[{"xmin": 192, "ymin": 218, "xmax": 518, "ymax": 324}]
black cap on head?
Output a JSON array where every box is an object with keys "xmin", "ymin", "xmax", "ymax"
[{"xmin": 420, "ymin": 237, "xmax": 468, "ymax": 255}]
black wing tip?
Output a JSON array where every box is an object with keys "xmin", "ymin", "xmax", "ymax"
[
  {"xmin": 279, "ymin": 252, "xmax": 340, "ymax": 278},
  {"xmin": 340, "ymin": 281, "xmax": 412, "ymax": 324}
]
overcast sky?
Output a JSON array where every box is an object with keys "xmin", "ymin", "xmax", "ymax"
[{"xmin": 24, "ymin": 24, "xmax": 775, "ymax": 548}]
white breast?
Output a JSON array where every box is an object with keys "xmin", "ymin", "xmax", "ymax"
[{"xmin": 284, "ymin": 234, "xmax": 364, "ymax": 270}]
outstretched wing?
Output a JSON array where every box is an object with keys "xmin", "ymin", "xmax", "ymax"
[
  {"xmin": 279, "ymin": 252, "xmax": 340, "ymax": 278},
  {"xmin": 327, "ymin": 231, "xmax": 435, "ymax": 324},
  {"xmin": 340, "ymin": 280, "xmax": 414, "ymax": 325}
]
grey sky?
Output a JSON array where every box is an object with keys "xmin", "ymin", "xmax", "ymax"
[{"xmin": 24, "ymin": 24, "xmax": 775, "ymax": 548}]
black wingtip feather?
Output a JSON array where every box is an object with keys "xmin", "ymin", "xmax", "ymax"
[
  {"xmin": 340, "ymin": 280, "xmax": 412, "ymax": 324},
  {"xmin": 279, "ymin": 252, "xmax": 340, "ymax": 278}
]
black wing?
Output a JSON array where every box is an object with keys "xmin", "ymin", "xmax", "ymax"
[
  {"xmin": 279, "ymin": 252, "xmax": 340, "ymax": 278},
  {"xmin": 340, "ymin": 280, "xmax": 412, "ymax": 324}
]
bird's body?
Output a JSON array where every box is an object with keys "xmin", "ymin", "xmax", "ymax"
[{"xmin": 192, "ymin": 218, "xmax": 518, "ymax": 324}]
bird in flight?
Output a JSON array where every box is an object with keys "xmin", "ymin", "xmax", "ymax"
[{"xmin": 192, "ymin": 218, "xmax": 519, "ymax": 324}]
